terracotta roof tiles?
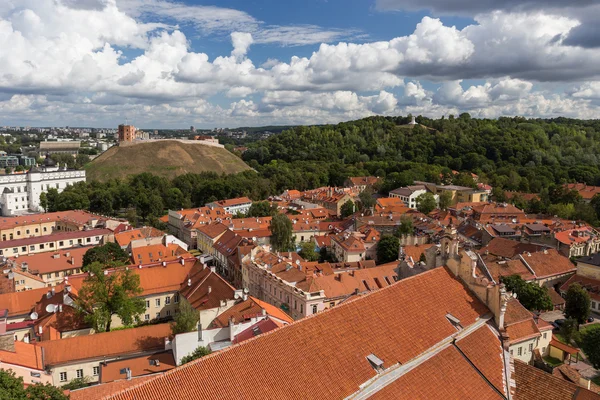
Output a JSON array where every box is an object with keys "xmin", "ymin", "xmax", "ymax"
[{"xmin": 100, "ymin": 351, "xmax": 175, "ymax": 383}]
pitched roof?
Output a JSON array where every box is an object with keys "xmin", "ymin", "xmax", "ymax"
[
  {"xmin": 9, "ymin": 246, "xmax": 88, "ymax": 275},
  {"xmin": 480, "ymin": 237, "xmax": 547, "ymax": 259},
  {"xmin": 0, "ymin": 210, "xmax": 105, "ymax": 231},
  {"xmin": 0, "ymin": 285, "xmax": 49, "ymax": 317},
  {"xmin": 209, "ymin": 197, "xmax": 252, "ymax": 207},
  {"xmin": 522, "ymin": 249, "xmax": 576, "ymax": 279},
  {"xmin": 178, "ymin": 266, "xmax": 236, "ymax": 310},
  {"xmin": 479, "ymin": 256, "xmax": 536, "ymax": 283},
  {"xmin": 555, "ymin": 227, "xmax": 598, "ymax": 245},
  {"xmin": 560, "ymin": 274, "xmax": 600, "ymax": 302},
  {"xmin": 115, "ymin": 227, "xmax": 165, "ymax": 248},
  {"xmin": 100, "ymin": 351, "xmax": 176, "ymax": 383},
  {"xmin": 102, "ymin": 267, "xmax": 492, "ymax": 400},
  {"xmin": 504, "ymin": 298, "xmax": 543, "ymax": 344},
  {"xmin": 401, "ymin": 244, "xmax": 435, "ymax": 263},
  {"xmin": 331, "ymin": 234, "xmax": 365, "ymax": 253},
  {"xmin": 0, "ymin": 228, "xmax": 111, "ymax": 249},
  {"xmin": 38, "ymin": 323, "xmax": 172, "ymax": 366},
  {"xmin": 347, "ymin": 176, "xmax": 380, "ymax": 187},
  {"xmin": 68, "ymin": 258, "xmax": 198, "ymax": 297},
  {"xmin": 209, "ymin": 296, "xmax": 293, "ymax": 328},
  {"xmin": 232, "ymin": 317, "xmax": 283, "ymax": 344},
  {"xmin": 69, "ymin": 375, "xmax": 156, "ymax": 400},
  {"xmin": 131, "ymin": 244, "xmax": 192, "ymax": 265},
  {"xmin": 195, "ymin": 222, "xmax": 229, "ymax": 239},
  {"xmin": 564, "ymin": 183, "xmax": 600, "ymax": 201},
  {"xmin": 514, "ymin": 360, "xmax": 600, "ymax": 400},
  {"xmin": 0, "ymin": 341, "xmax": 44, "ymax": 370}
]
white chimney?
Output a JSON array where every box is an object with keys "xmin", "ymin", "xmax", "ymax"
[
  {"xmin": 187, "ymin": 278, "xmax": 192, "ymax": 287},
  {"xmin": 208, "ymin": 286, "xmax": 212, "ymax": 294}
]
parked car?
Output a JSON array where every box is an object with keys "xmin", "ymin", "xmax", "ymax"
[
  {"xmin": 587, "ymin": 317, "xmax": 594, "ymax": 323},
  {"xmin": 554, "ymin": 319, "xmax": 566, "ymax": 326},
  {"xmin": 551, "ymin": 322, "xmax": 560, "ymax": 331}
]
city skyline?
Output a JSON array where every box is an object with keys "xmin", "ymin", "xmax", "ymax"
[{"xmin": 1, "ymin": 0, "xmax": 600, "ymax": 128}]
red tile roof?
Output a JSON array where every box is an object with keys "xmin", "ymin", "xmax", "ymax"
[
  {"xmin": 522, "ymin": 249, "xmax": 576, "ymax": 279},
  {"xmin": 115, "ymin": 227, "xmax": 165, "ymax": 247},
  {"xmin": 560, "ymin": 274, "xmax": 600, "ymax": 302},
  {"xmin": 232, "ymin": 317, "xmax": 283, "ymax": 344},
  {"xmin": 102, "ymin": 267, "xmax": 491, "ymax": 400},
  {"xmin": 195, "ymin": 222, "xmax": 228, "ymax": 239},
  {"xmin": 69, "ymin": 375, "xmax": 156, "ymax": 400},
  {"xmin": 514, "ymin": 360, "xmax": 600, "ymax": 399},
  {"xmin": 209, "ymin": 297, "xmax": 293, "ymax": 328},
  {"xmin": 555, "ymin": 227, "xmax": 598, "ymax": 245},
  {"xmin": 564, "ymin": 183, "xmax": 600, "ymax": 201},
  {"xmin": 38, "ymin": 323, "xmax": 172, "ymax": 366},
  {"xmin": 0, "ymin": 285, "xmax": 49, "ymax": 317},
  {"xmin": 0, "ymin": 228, "xmax": 111, "ymax": 249},
  {"xmin": 131, "ymin": 244, "xmax": 192, "ymax": 265},
  {"xmin": 9, "ymin": 247, "xmax": 88, "ymax": 275},
  {"xmin": 0, "ymin": 210, "xmax": 105, "ymax": 231},
  {"xmin": 178, "ymin": 266, "xmax": 236, "ymax": 310},
  {"xmin": 0, "ymin": 341, "xmax": 44, "ymax": 370},
  {"xmin": 210, "ymin": 197, "xmax": 252, "ymax": 208},
  {"xmin": 550, "ymin": 337, "xmax": 580, "ymax": 355},
  {"xmin": 480, "ymin": 237, "xmax": 547, "ymax": 259},
  {"xmin": 100, "ymin": 351, "xmax": 176, "ymax": 383}
]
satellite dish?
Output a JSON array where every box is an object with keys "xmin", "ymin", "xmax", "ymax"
[
  {"xmin": 29, "ymin": 312, "xmax": 38, "ymax": 320},
  {"xmin": 45, "ymin": 304, "xmax": 57, "ymax": 313}
]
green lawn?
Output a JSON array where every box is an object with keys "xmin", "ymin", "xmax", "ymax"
[{"xmin": 543, "ymin": 356, "xmax": 563, "ymax": 367}]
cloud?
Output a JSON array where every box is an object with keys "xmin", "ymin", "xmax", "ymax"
[
  {"xmin": 231, "ymin": 32, "xmax": 253, "ymax": 59},
  {"xmin": 375, "ymin": 0, "xmax": 595, "ymax": 15}
]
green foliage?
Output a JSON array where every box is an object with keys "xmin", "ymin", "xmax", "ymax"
[
  {"xmin": 171, "ymin": 298, "xmax": 199, "ymax": 335},
  {"xmin": 39, "ymin": 192, "xmax": 48, "ymax": 213},
  {"xmin": 299, "ymin": 241, "xmax": 319, "ymax": 262},
  {"xmin": 394, "ymin": 215, "xmax": 413, "ymax": 237},
  {"xmin": 564, "ymin": 283, "xmax": 591, "ymax": 324},
  {"xmin": 0, "ymin": 369, "xmax": 68, "ymax": 400},
  {"xmin": 82, "ymin": 242, "xmax": 130, "ymax": 268},
  {"xmin": 270, "ymin": 213, "xmax": 293, "ymax": 252},
  {"xmin": 76, "ymin": 262, "xmax": 146, "ymax": 332},
  {"xmin": 246, "ymin": 201, "xmax": 277, "ymax": 218},
  {"xmin": 559, "ymin": 318, "xmax": 578, "ymax": 344},
  {"xmin": 438, "ymin": 191, "xmax": 452, "ymax": 211},
  {"xmin": 377, "ymin": 235, "xmax": 399, "ymax": 264},
  {"xmin": 62, "ymin": 376, "xmax": 89, "ymax": 390},
  {"xmin": 180, "ymin": 346, "xmax": 211, "ymax": 365},
  {"xmin": 419, "ymin": 253, "xmax": 427, "ymax": 263},
  {"xmin": 581, "ymin": 327, "xmax": 600, "ymax": 369},
  {"xmin": 500, "ymin": 275, "xmax": 553, "ymax": 311},
  {"xmin": 416, "ymin": 192, "xmax": 437, "ymax": 214},
  {"xmin": 340, "ymin": 200, "xmax": 355, "ymax": 218},
  {"xmin": 358, "ymin": 187, "xmax": 376, "ymax": 211}
]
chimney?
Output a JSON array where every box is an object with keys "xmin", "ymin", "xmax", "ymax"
[
  {"xmin": 187, "ymin": 278, "xmax": 192, "ymax": 287},
  {"xmin": 126, "ymin": 368, "xmax": 132, "ymax": 380},
  {"xmin": 70, "ymin": 257, "xmax": 74, "ymax": 265},
  {"xmin": 51, "ymin": 287, "xmax": 55, "ymax": 296},
  {"xmin": 210, "ymin": 266, "xmax": 216, "ymax": 273},
  {"xmin": 207, "ymin": 286, "xmax": 212, "ymax": 294}
]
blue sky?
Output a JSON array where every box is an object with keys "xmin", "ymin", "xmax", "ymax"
[{"xmin": 0, "ymin": 0, "xmax": 599, "ymax": 128}]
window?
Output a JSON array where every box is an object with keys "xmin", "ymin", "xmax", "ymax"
[
  {"xmin": 25, "ymin": 230, "xmax": 29, "ymax": 234},
  {"xmin": 165, "ymin": 296, "xmax": 171, "ymax": 305},
  {"xmin": 49, "ymin": 243, "xmax": 54, "ymax": 248},
  {"xmin": 35, "ymin": 228, "xmax": 38, "ymax": 233},
  {"xmin": 174, "ymin": 293, "xmax": 179, "ymax": 304},
  {"xmin": 12, "ymin": 248, "xmax": 17, "ymax": 253},
  {"xmin": 43, "ymin": 227, "xmax": 47, "ymax": 232},
  {"xmin": 21, "ymin": 247, "xmax": 25, "ymax": 252},
  {"xmin": 69, "ymin": 240, "xmax": 73, "ymax": 245},
  {"xmin": 39, "ymin": 244, "xmax": 44, "ymax": 250},
  {"xmin": 312, "ymin": 305, "xmax": 318, "ymax": 314},
  {"xmin": 59, "ymin": 372, "xmax": 67, "ymax": 382},
  {"xmin": 93, "ymin": 366, "xmax": 99, "ymax": 376},
  {"xmin": 156, "ymin": 312, "xmax": 160, "ymax": 318},
  {"xmin": 330, "ymin": 302, "xmax": 335, "ymax": 308},
  {"xmin": 593, "ymin": 301, "xmax": 597, "ymax": 310},
  {"xmin": 144, "ymin": 314, "xmax": 150, "ymax": 321},
  {"xmin": 46, "ymin": 274, "xmax": 51, "ymax": 279},
  {"xmin": 542, "ymin": 347, "xmax": 546, "ymax": 353},
  {"xmin": 86, "ymin": 237, "xmax": 91, "ymax": 243},
  {"xmin": 166, "ymin": 310, "xmax": 171, "ymax": 316},
  {"xmin": 145, "ymin": 300, "xmax": 150, "ymax": 308},
  {"xmin": 59, "ymin": 241, "xmax": 64, "ymax": 246},
  {"xmin": 543, "ymin": 332, "xmax": 547, "ymax": 339},
  {"xmin": 518, "ymin": 347, "xmax": 522, "ymax": 356},
  {"xmin": 16, "ymin": 231, "xmax": 20, "ymax": 235},
  {"xmin": 30, "ymin": 371, "xmax": 41, "ymax": 378},
  {"xmin": 300, "ymin": 304, "xmax": 303, "ymax": 314},
  {"xmin": 529, "ymin": 343, "xmax": 534, "ymax": 352},
  {"xmin": 155, "ymin": 298, "xmax": 161, "ymax": 307},
  {"xmin": 76, "ymin": 369, "xmax": 83, "ymax": 379},
  {"xmin": 78, "ymin": 239, "xmax": 82, "ymax": 244},
  {"xmin": 55, "ymin": 272, "xmax": 59, "ymax": 278},
  {"xmin": 19, "ymin": 280, "xmax": 25, "ymax": 285},
  {"xmin": 29, "ymin": 245, "xmax": 35, "ymax": 251}
]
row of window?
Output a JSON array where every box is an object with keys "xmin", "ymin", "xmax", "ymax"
[
  {"xmin": 0, "ymin": 236, "xmax": 100, "ymax": 255},
  {"xmin": 2, "ymin": 226, "xmax": 50, "ymax": 241},
  {"xmin": 46, "ymin": 269, "xmax": 81, "ymax": 279},
  {"xmin": 144, "ymin": 309, "xmax": 172, "ymax": 321},
  {"xmin": 145, "ymin": 294, "xmax": 179, "ymax": 309},
  {"xmin": 59, "ymin": 366, "xmax": 99, "ymax": 382}
]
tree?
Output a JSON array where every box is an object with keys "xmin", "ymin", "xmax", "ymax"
[
  {"xmin": 246, "ymin": 201, "xmax": 276, "ymax": 218},
  {"xmin": 419, "ymin": 253, "xmax": 427, "ymax": 264},
  {"xmin": 299, "ymin": 241, "xmax": 318, "ymax": 262},
  {"xmin": 395, "ymin": 215, "xmax": 413, "ymax": 238},
  {"xmin": 270, "ymin": 213, "xmax": 293, "ymax": 252},
  {"xmin": 171, "ymin": 298, "xmax": 199, "ymax": 335},
  {"xmin": 0, "ymin": 369, "xmax": 68, "ymax": 400},
  {"xmin": 438, "ymin": 191, "xmax": 452, "ymax": 211},
  {"xmin": 340, "ymin": 200, "xmax": 355, "ymax": 218},
  {"xmin": 500, "ymin": 275, "xmax": 553, "ymax": 311},
  {"xmin": 358, "ymin": 187, "xmax": 375, "ymax": 212},
  {"xmin": 180, "ymin": 345, "xmax": 211, "ymax": 365},
  {"xmin": 39, "ymin": 192, "xmax": 48, "ymax": 213},
  {"xmin": 76, "ymin": 262, "xmax": 146, "ymax": 332},
  {"xmin": 62, "ymin": 377, "xmax": 89, "ymax": 390},
  {"xmin": 416, "ymin": 192, "xmax": 437, "ymax": 214},
  {"xmin": 89, "ymin": 189, "xmax": 114, "ymax": 215},
  {"xmin": 377, "ymin": 235, "xmax": 399, "ymax": 264},
  {"xmin": 559, "ymin": 318, "xmax": 578, "ymax": 344},
  {"xmin": 564, "ymin": 283, "xmax": 591, "ymax": 325},
  {"xmin": 82, "ymin": 243, "xmax": 130, "ymax": 268},
  {"xmin": 581, "ymin": 327, "xmax": 600, "ymax": 369}
]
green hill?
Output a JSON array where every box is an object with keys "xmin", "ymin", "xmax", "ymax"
[{"xmin": 86, "ymin": 140, "xmax": 251, "ymax": 181}]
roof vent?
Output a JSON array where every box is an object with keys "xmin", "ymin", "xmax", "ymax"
[
  {"xmin": 149, "ymin": 359, "xmax": 160, "ymax": 367},
  {"xmin": 187, "ymin": 278, "xmax": 192, "ymax": 287},
  {"xmin": 366, "ymin": 353, "xmax": 385, "ymax": 372},
  {"xmin": 445, "ymin": 313, "xmax": 462, "ymax": 329}
]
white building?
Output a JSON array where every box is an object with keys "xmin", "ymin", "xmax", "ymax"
[
  {"xmin": 0, "ymin": 159, "xmax": 86, "ymax": 216},
  {"xmin": 206, "ymin": 197, "xmax": 252, "ymax": 215},
  {"xmin": 388, "ymin": 185, "xmax": 428, "ymax": 209}
]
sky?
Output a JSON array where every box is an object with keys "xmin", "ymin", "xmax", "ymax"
[{"xmin": 2, "ymin": 1, "xmax": 600, "ymax": 128}]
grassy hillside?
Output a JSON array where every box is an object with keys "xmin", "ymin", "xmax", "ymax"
[{"xmin": 86, "ymin": 141, "xmax": 251, "ymax": 181}]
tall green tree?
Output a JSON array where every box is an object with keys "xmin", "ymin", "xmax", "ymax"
[
  {"xmin": 395, "ymin": 215, "xmax": 413, "ymax": 238},
  {"xmin": 39, "ymin": 192, "xmax": 48, "ymax": 213},
  {"xmin": 82, "ymin": 242, "xmax": 130, "ymax": 268},
  {"xmin": 76, "ymin": 262, "xmax": 146, "ymax": 332},
  {"xmin": 299, "ymin": 241, "xmax": 319, "ymax": 262},
  {"xmin": 581, "ymin": 327, "xmax": 600, "ymax": 369},
  {"xmin": 438, "ymin": 191, "xmax": 452, "ymax": 211},
  {"xmin": 246, "ymin": 201, "xmax": 276, "ymax": 218},
  {"xmin": 270, "ymin": 213, "xmax": 293, "ymax": 252},
  {"xmin": 564, "ymin": 283, "xmax": 591, "ymax": 325},
  {"xmin": 171, "ymin": 298, "xmax": 199, "ymax": 335},
  {"xmin": 340, "ymin": 200, "xmax": 355, "ymax": 218},
  {"xmin": 559, "ymin": 318, "xmax": 578, "ymax": 344},
  {"xmin": 500, "ymin": 275, "xmax": 553, "ymax": 311},
  {"xmin": 0, "ymin": 369, "xmax": 68, "ymax": 400},
  {"xmin": 416, "ymin": 192, "xmax": 437, "ymax": 214},
  {"xmin": 377, "ymin": 235, "xmax": 399, "ymax": 264},
  {"xmin": 358, "ymin": 187, "xmax": 376, "ymax": 212}
]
